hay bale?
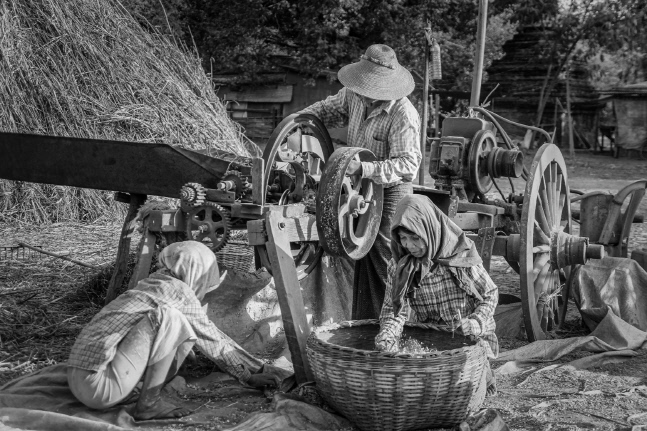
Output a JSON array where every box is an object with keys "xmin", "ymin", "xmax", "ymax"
[{"xmin": 0, "ymin": 0, "xmax": 259, "ymax": 224}]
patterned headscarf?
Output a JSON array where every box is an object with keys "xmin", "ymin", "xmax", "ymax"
[
  {"xmin": 158, "ymin": 241, "xmax": 220, "ymax": 300},
  {"xmin": 390, "ymin": 195, "xmax": 482, "ymax": 315}
]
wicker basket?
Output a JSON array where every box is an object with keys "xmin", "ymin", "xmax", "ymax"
[
  {"xmin": 307, "ymin": 319, "xmax": 487, "ymax": 431},
  {"xmin": 215, "ymin": 231, "xmax": 256, "ymax": 273}
]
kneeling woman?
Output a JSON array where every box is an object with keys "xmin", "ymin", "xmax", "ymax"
[
  {"xmin": 375, "ymin": 195, "xmax": 499, "ymax": 394},
  {"xmin": 67, "ymin": 241, "xmax": 278, "ymax": 419}
]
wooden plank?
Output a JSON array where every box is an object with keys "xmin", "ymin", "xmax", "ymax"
[
  {"xmin": 128, "ymin": 226, "xmax": 157, "ymax": 290},
  {"xmin": 205, "ymin": 189, "xmax": 235, "ymax": 203},
  {"xmin": 265, "ymin": 210, "xmax": 314, "ymax": 384},
  {"xmin": 220, "ymin": 203, "xmax": 266, "ymax": 218},
  {"xmin": 106, "ymin": 193, "xmax": 146, "ymax": 304},
  {"xmin": 452, "ymin": 212, "xmax": 501, "ymax": 230},
  {"xmin": 247, "ymin": 215, "xmax": 318, "ymax": 245},
  {"xmin": 247, "ymin": 220, "xmax": 266, "ymax": 246},
  {"xmin": 267, "ymin": 203, "xmax": 306, "ymax": 218},
  {"xmin": 252, "ymin": 157, "xmax": 265, "ymax": 206},
  {"xmin": 457, "ymin": 202, "xmax": 504, "ymax": 215},
  {"xmin": 147, "ymin": 210, "xmax": 183, "ymax": 233},
  {"xmin": 468, "ymin": 227, "xmax": 496, "ymax": 271},
  {"xmin": 224, "ymin": 85, "xmax": 293, "ymax": 103}
]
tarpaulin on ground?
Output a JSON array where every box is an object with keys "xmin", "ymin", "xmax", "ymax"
[
  {"xmin": 495, "ymin": 308, "xmax": 647, "ymax": 375},
  {"xmin": 493, "ymin": 294, "xmax": 525, "ymax": 339},
  {"xmin": 229, "ymin": 394, "xmax": 352, "ymax": 431},
  {"xmin": 570, "ymin": 257, "xmax": 647, "ymax": 332},
  {"xmin": 0, "ymin": 364, "xmax": 189, "ymax": 431},
  {"xmin": 0, "ymin": 363, "xmax": 347, "ymax": 431}
]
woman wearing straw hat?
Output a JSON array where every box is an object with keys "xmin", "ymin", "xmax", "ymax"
[{"xmin": 299, "ymin": 44, "xmax": 422, "ymax": 320}]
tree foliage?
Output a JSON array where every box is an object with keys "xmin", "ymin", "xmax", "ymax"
[
  {"xmin": 122, "ymin": 0, "xmax": 518, "ymax": 90},
  {"xmin": 507, "ymin": 0, "xmax": 647, "ymax": 86}
]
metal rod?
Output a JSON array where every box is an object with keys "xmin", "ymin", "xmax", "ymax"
[
  {"xmin": 470, "ymin": 0, "xmax": 489, "ymax": 107},
  {"xmin": 419, "ymin": 24, "xmax": 432, "ymax": 186},
  {"xmin": 17, "ymin": 242, "xmax": 99, "ymax": 269}
]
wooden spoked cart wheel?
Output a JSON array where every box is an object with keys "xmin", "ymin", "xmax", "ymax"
[
  {"xmin": 518, "ymin": 143, "xmax": 606, "ymax": 341},
  {"xmin": 256, "ymin": 113, "xmax": 334, "ymax": 280}
]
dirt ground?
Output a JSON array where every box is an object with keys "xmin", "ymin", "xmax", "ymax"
[{"xmin": 1, "ymin": 147, "xmax": 646, "ymax": 430}]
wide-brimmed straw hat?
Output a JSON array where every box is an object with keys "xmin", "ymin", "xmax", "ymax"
[{"xmin": 338, "ymin": 44, "xmax": 414, "ymax": 101}]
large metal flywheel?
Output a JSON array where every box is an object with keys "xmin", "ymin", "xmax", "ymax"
[
  {"xmin": 258, "ymin": 113, "xmax": 334, "ymax": 280},
  {"xmin": 316, "ymin": 147, "xmax": 384, "ymax": 260}
]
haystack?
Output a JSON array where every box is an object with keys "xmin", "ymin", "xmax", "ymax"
[{"xmin": 0, "ymin": 0, "xmax": 258, "ymax": 224}]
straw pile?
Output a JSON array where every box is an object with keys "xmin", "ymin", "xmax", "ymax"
[
  {"xmin": 0, "ymin": 0, "xmax": 258, "ymax": 224},
  {"xmin": 0, "ymin": 222, "xmax": 126, "ymax": 385}
]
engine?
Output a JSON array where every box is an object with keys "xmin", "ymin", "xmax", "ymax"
[{"xmin": 428, "ymin": 117, "xmax": 523, "ymax": 202}]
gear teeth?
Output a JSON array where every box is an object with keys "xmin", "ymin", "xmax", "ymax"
[
  {"xmin": 222, "ymin": 170, "xmax": 247, "ymax": 199},
  {"xmin": 185, "ymin": 202, "xmax": 232, "ymax": 252},
  {"xmin": 180, "ymin": 182, "xmax": 206, "ymax": 207}
]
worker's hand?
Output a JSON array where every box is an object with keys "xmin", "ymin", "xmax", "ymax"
[
  {"xmin": 246, "ymin": 373, "xmax": 281, "ymax": 389},
  {"xmin": 375, "ymin": 331, "xmax": 398, "ymax": 353},
  {"xmin": 455, "ymin": 317, "xmax": 475, "ymax": 336},
  {"xmin": 345, "ymin": 160, "xmax": 362, "ymax": 177}
]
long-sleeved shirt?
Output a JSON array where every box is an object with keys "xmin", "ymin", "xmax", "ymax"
[
  {"xmin": 299, "ymin": 87, "xmax": 421, "ymax": 186},
  {"xmin": 68, "ymin": 273, "xmax": 258, "ymax": 382},
  {"xmin": 379, "ymin": 259, "xmax": 499, "ymax": 358}
]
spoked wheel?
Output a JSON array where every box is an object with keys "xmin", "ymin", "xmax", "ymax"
[
  {"xmin": 520, "ymin": 144, "xmax": 571, "ymax": 341},
  {"xmin": 316, "ymin": 147, "xmax": 384, "ymax": 260},
  {"xmin": 262, "ymin": 113, "xmax": 334, "ymax": 196},
  {"xmin": 257, "ymin": 113, "xmax": 333, "ymax": 280}
]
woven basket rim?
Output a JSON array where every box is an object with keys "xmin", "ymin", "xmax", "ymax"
[{"xmin": 309, "ymin": 318, "xmax": 480, "ymax": 359}]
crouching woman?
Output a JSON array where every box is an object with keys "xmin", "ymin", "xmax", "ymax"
[
  {"xmin": 67, "ymin": 241, "xmax": 278, "ymax": 419},
  {"xmin": 374, "ymin": 195, "xmax": 499, "ymax": 394}
]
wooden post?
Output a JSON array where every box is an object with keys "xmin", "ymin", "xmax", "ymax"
[
  {"xmin": 128, "ymin": 224, "xmax": 157, "ymax": 290},
  {"xmin": 565, "ymin": 70, "xmax": 575, "ymax": 158},
  {"xmin": 470, "ymin": 0, "xmax": 488, "ymax": 107},
  {"xmin": 105, "ymin": 192, "xmax": 146, "ymax": 305},
  {"xmin": 419, "ymin": 25, "xmax": 431, "ymax": 186},
  {"xmin": 553, "ymin": 98, "xmax": 557, "ymax": 144},
  {"xmin": 593, "ymin": 109, "xmax": 600, "ymax": 152},
  {"xmin": 252, "ymin": 157, "xmax": 265, "ymax": 206},
  {"xmin": 434, "ymin": 93, "xmax": 441, "ymax": 137},
  {"xmin": 264, "ymin": 208, "xmax": 314, "ymax": 383}
]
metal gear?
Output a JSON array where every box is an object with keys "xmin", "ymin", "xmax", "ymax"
[
  {"xmin": 185, "ymin": 202, "xmax": 232, "ymax": 252},
  {"xmin": 221, "ymin": 170, "xmax": 249, "ymax": 199},
  {"xmin": 180, "ymin": 182, "xmax": 206, "ymax": 207}
]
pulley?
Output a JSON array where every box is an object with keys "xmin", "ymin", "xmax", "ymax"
[{"xmin": 316, "ymin": 147, "xmax": 383, "ymax": 260}]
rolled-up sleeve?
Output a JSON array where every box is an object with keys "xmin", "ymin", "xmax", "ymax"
[
  {"xmin": 361, "ymin": 105, "xmax": 421, "ymax": 184},
  {"xmin": 378, "ymin": 260, "xmax": 408, "ymax": 339},
  {"xmin": 462, "ymin": 264, "xmax": 498, "ymax": 337}
]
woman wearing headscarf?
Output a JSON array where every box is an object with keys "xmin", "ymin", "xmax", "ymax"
[
  {"xmin": 375, "ymin": 195, "xmax": 499, "ymax": 394},
  {"xmin": 67, "ymin": 241, "xmax": 279, "ymax": 420}
]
